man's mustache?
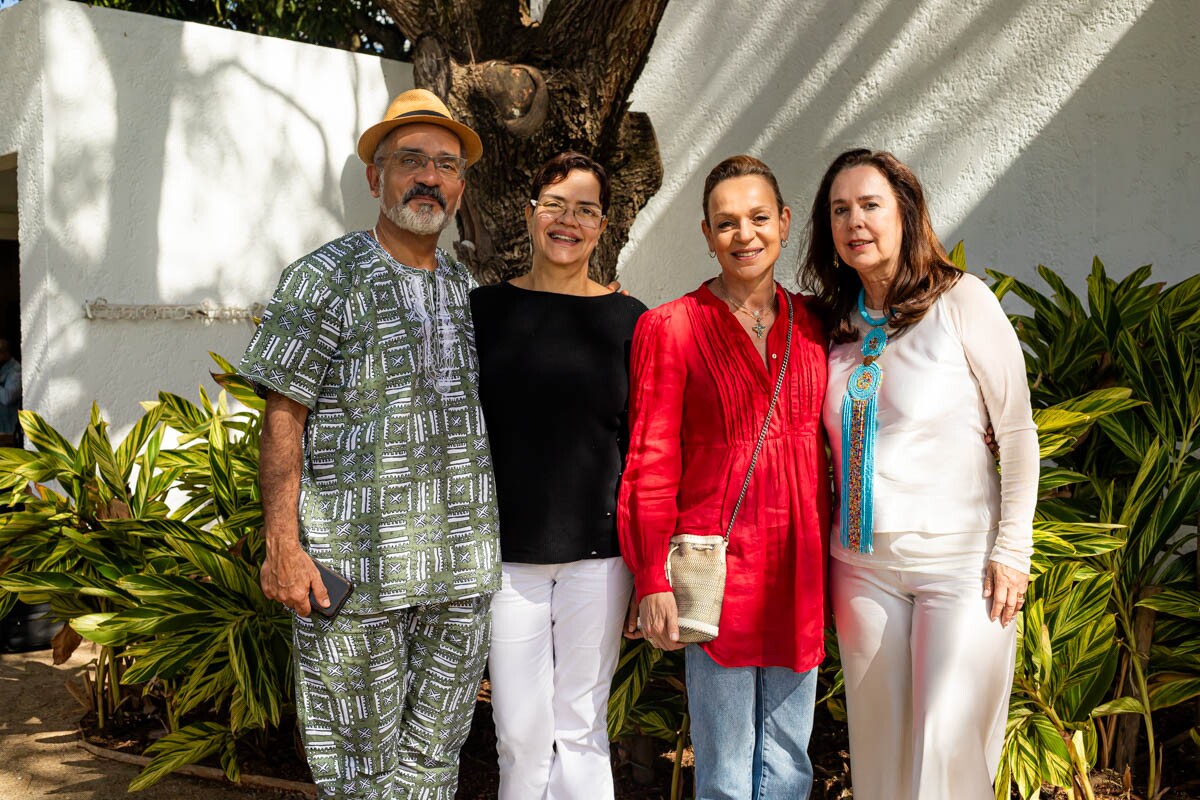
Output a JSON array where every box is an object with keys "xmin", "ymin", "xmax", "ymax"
[{"xmin": 403, "ymin": 184, "xmax": 447, "ymax": 209}]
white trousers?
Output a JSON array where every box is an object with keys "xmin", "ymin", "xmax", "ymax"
[
  {"xmin": 488, "ymin": 557, "xmax": 633, "ymax": 800},
  {"xmin": 830, "ymin": 557, "xmax": 1017, "ymax": 800}
]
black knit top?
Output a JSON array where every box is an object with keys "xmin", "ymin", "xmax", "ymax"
[{"xmin": 470, "ymin": 282, "xmax": 648, "ymax": 564}]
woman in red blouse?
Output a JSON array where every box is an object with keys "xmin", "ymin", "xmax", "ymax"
[{"xmin": 618, "ymin": 155, "xmax": 830, "ymax": 799}]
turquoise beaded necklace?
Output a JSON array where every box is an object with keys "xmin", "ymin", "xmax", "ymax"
[{"xmin": 839, "ymin": 289, "xmax": 891, "ymax": 553}]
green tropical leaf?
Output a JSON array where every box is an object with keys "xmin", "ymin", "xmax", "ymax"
[
  {"xmin": 607, "ymin": 639, "xmax": 661, "ymax": 740},
  {"xmin": 70, "ymin": 612, "xmax": 130, "ymax": 646},
  {"xmin": 1030, "ymin": 712, "xmax": 1074, "ymax": 786},
  {"xmin": 1050, "ymin": 575, "xmax": 1112, "ymax": 644},
  {"xmin": 173, "ymin": 648, "xmax": 238, "ymax": 718},
  {"xmin": 1096, "ymin": 411, "xmax": 1154, "ymax": 464},
  {"xmin": 1037, "ymin": 264, "xmax": 1087, "ymax": 320},
  {"xmin": 1091, "ymin": 695, "xmax": 1145, "ymax": 716},
  {"xmin": 216, "ymin": 503, "xmax": 265, "ymax": 533},
  {"xmin": 206, "ymin": 413, "xmax": 239, "ymax": 519},
  {"xmin": 164, "ymin": 536, "xmax": 262, "ymax": 600},
  {"xmin": 1159, "ymin": 272, "xmax": 1200, "ymax": 327},
  {"xmin": 1051, "ymin": 387, "xmax": 1142, "ymax": 418},
  {"xmin": 210, "ymin": 351, "xmax": 266, "ymax": 412},
  {"xmin": 132, "ymin": 426, "xmax": 167, "ymax": 517},
  {"xmin": 156, "ymin": 392, "xmax": 210, "ymax": 440},
  {"xmin": 1136, "ymin": 587, "xmax": 1200, "ymax": 621},
  {"xmin": 115, "ymin": 403, "xmax": 165, "ymax": 482},
  {"xmin": 1037, "ymin": 468, "xmax": 1089, "ymax": 495},
  {"xmin": 1063, "ymin": 639, "xmax": 1120, "ymax": 721},
  {"xmin": 1038, "ymin": 433, "xmax": 1078, "ymax": 459},
  {"xmin": 1147, "ymin": 676, "xmax": 1200, "ymax": 711},
  {"xmin": 17, "ymin": 409, "xmax": 77, "ymax": 463},
  {"xmin": 1005, "ymin": 720, "xmax": 1048, "ymax": 800},
  {"xmin": 122, "ymin": 635, "xmax": 218, "ymax": 683},
  {"xmin": 104, "ymin": 517, "xmax": 228, "ymax": 550},
  {"xmin": 117, "ymin": 573, "xmax": 233, "ymax": 607},
  {"xmin": 1086, "ymin": 257, "xmax": 1120, "ymax": 340},
  {"xmin": 626, "ymin": 706, "xmax": 683, "ymax": 743},
  {"xmin": 946, "ymin": 240, "xmax": 966, "ymax": 269},
  {"xmin": 1128, "ymin": 470, "xmax": 1200, "ymax": 583},
  {"xmin": 127, "ymin": 722, "xmax": 233, "ymax": 792}
]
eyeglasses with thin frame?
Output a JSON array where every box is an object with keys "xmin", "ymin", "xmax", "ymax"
[
  {"xmin": 377, "ymin": 149, "xmax": 468, "ymax": 179},
  {"xmin": 529, "ymin": 198, "xmax": 606, "ymax": 229}
]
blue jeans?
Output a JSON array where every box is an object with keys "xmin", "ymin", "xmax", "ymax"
[{"xmin": 686, "ymin": 645, "xmax": 817, "ymax": 800}]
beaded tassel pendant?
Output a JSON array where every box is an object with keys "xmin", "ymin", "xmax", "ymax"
[{"xmin": 840, "ymin": 291, "xmax": 889, "ymax": 553}]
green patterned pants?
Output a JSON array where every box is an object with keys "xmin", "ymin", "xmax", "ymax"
[{"xmin": 292, "ymin": 597, "xmax": 491, "ymax": 800}]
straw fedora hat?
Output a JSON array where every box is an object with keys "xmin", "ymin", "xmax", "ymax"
[{"xmin": 357, "ymin": 89, "xmax": 484, "ymax": 167}]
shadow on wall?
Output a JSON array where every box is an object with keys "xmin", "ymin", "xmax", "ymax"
[
  {"xmin": 621, "ymin": 0, "xmax": 1177, "ymax": 303},
  {"xmin": 949, "ymin": 0, "xmax": 1200, "ymax": 288},
  {"xmin": 31, "ymin": 4, "xmax": 408, "ymax": 433}
]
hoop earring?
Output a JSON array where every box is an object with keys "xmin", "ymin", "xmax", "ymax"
[
  {"xmin": 833, "ymin": 253, "xmax": 841, "ymax": 270},
  {"xmin": 708, "ymin": 251, "xmax": 716, "ymax": 259},
  {"xmin": 781, "ymin": 239, "xmax": 789, "ymax": 249}
]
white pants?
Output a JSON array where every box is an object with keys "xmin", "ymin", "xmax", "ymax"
[
  {"xmin": 489, "ymin": 557, "xmax": 633, "ymax": 800},
  {"xmin": 830, "ymin": 557, "xmax": 1017, "ymax": 800}
]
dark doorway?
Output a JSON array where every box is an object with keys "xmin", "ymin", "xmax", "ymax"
[
  {"xmin": 0, "ymin": 152, "xmax": 17, "ymax": 363},
  {"xmin": 0, "ymin": 240, "xmax": 17, "ymax": 361}
]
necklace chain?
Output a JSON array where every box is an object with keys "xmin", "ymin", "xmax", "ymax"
[{"xmin": 715, "ymin": 276, "xmax": 774, "ymax": 339}]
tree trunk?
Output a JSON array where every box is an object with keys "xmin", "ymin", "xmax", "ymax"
[
  {"xmin": 1113, "ymin": 586, "xmax": 1161, "ymax": 772},
  {"xmin": 380, "ymin": 0, "xmax": 669, "ymax": 284}
]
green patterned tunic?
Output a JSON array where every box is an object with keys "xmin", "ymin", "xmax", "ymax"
[{"xmin": 240, "ymin": 232, "xmax": 500, "ymax": 614}]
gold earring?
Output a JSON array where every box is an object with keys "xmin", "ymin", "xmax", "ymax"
[{"xmin": 833, "ymin": 253, "xmax": 841, "ymax": 269}]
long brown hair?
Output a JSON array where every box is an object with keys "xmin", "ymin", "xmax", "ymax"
[{"xmin": 798, "ymin": 148, "xmax": 960, "ymax": 342}]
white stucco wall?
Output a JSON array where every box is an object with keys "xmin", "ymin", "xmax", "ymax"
[
  {"xmin": 0, "ymin": 0, "xmax": 1195, "ymax": 438},
  {"xmin": 618, "ymin": 0, "xmax": 1198, "ymax": 302},
  {"xmin": 0, "ymin": 0, "xmax": 413, "ymax": 438}
]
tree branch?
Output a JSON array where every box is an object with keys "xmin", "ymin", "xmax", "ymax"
[{"xmin": 382, "ymin": 0, "xmax": 536, "ymax": 63}]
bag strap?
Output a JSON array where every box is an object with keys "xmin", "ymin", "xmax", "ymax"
[{"xmin": 723, "ymin": 290, "xmax": 794, "ymax": 544}]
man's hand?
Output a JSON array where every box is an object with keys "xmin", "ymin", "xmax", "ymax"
[
  {"xmin": 261, "ymin": 542, "xmax": 328, "ymax": 616},
  {"xmin": 983, "ymin": 560, "xmax": 1029, "ymax": 627},
  {"xmin": 638, "ymin": 592, "xmax": 686, "ymax": 651}
]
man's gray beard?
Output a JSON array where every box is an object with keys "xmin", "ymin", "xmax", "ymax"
[{"xmin": 383, "ymin": 199, "xmax": 454, "ymax": 236}]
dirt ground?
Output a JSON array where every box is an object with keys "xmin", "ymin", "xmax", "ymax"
[
  {"xmin": 0, "ymin": 643, "xmax": 298, "ymax": 800},
  {"xmin": 0, "ymin": 644, "xmax": 667, "ymax": 800},
  {"xmin": 5, "ymin": 642, "xmax": 1196, "ymax": 800}
]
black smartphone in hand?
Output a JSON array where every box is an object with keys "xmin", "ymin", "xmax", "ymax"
[{"xmin": 308, "ymin": 559, "xmax": 354, "ymax": 618}]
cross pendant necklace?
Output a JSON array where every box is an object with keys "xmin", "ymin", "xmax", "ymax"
[
  {"xmin": 715, "ymin": 276, "xmax": 772, "ymax": 339},
  {"xmin": 741, "ymin": 308, "xmax": 768, "ymax": 339}
]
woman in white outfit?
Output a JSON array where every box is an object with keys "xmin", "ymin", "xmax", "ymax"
[{"xmin": 799, "ymin": 148, "xmax": 1039, "ymax": 800}]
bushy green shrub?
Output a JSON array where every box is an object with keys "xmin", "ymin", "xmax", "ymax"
[
  {"xmin": 989, "ymin": 259, "xmax": 1200, "ymax": 798},
  {"xmin": 0, "ymin": 355, "xmax": 291, "ymax": 790}
]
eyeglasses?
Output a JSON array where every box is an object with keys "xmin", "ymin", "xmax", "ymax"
[
  {"xmin": 377, "ymin": 149, "xmax": 468, "ymax": 179},
  {"xmin": 529, "ymin": 198, "xmax": 606, "ymax": 229}
]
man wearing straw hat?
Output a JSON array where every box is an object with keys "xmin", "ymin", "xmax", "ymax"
[{"xmin": 239, "ymin": 89, "xmax": 500, "ymax": 799}]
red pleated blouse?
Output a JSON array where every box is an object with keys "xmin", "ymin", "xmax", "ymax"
[{"xmin": 618, "ymin": 282, "xmax": 831, "ymax": 672}]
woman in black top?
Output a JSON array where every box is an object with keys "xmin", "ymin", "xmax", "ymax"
[{"xmin": 470, "ymin": 152, "xmax": 647, "ymax": 799}]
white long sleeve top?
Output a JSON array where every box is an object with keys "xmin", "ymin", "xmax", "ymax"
[{"xmin": 822, "ymin": 272, "xmax": 1039, "ymax": 573}]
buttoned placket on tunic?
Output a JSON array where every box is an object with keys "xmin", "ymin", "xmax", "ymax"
[{"xmin": 619, "ymin": 282, "xmax": 831, "ymax": 673}]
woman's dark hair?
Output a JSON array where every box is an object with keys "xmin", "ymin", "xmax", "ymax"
[
  {"xmin": 701, "ymin": 155, "xmax": 785, "ymax": 224},
  {"xmin": 530, "ymin": 151, "xmax": 611, "ymax": 214},
  {"xmin": 798, "ymin": 148, "xmax": 960, "ymax": 343}
]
